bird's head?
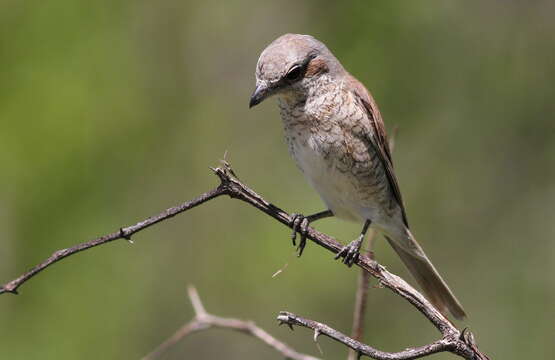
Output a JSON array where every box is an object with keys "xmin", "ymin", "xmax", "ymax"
[{"xmin": 249, "ymin": 34, "xmax": 344, "ymax": 108}]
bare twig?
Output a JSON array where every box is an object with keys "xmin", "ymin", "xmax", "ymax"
[
  {"xmin": 0, "ymin": 163, "xmax": 489, "ymax": 360},
  {"xmin": 279, "ymin": 311, "xmax": 455, "ymax": 360},
  {"xmin": 141, "ymin": 286, "xmax": 320, "ymax": 360},
  {"xmin": 0, "ymin": 187, "xmax": 226, "ymax": 295}
]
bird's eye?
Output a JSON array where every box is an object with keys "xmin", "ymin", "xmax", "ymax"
[{"xmin": 285, "ymin": 65, "xmax": 303, "ymax": 82}]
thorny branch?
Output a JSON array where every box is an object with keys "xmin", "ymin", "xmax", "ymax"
[
  {"xmin": 278, "ymin": 312, "xmax": 455, "ymax": 360},
  {"xmin": 141, "ymin": 286, "xmax": 320, "ymax": 360},
  {"xmin": 0, "ymin": 162, "xmax": 489, "ymax": 360},
  {"xmin": 0, "ymin": 187, "xmax": 224, "ymax": 295}
]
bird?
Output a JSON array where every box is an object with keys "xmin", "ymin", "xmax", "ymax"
[{"xmin": 248, "ymin": 33, "xmax": 466, "ymax": 320}]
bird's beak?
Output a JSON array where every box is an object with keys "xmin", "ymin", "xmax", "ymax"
[{"xmin": 249, "ymin": 82, "xmax": 271, "ymax": 108}]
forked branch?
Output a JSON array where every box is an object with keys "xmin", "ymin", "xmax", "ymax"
[{"xmin": 141, "ymin": 286, "xmax": 320, "ymax": 360}]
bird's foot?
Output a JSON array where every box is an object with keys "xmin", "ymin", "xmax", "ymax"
[
  {"xmin": 334, "ymin": 235, "xmax": 363, "ymax": 267},
  {"xmin": 290, "ymin": 213, "xmax": 310, "ymax": 257}
]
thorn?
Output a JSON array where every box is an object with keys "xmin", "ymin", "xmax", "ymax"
[
  {"xmin": 313, "ymin": 329, "xmax": 320, "ymax": 342},
  {"xmin": 119, "ymin": 228, "xmax": 132, "ymax": 242},
  {"xmin": 210, "ymin": 166, "xmax": 230, "ymax": 183},
  {"xmin": 210, "ymin": 166, "xmax": 225, "ymax": 176}
]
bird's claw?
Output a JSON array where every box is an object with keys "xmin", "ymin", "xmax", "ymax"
[
  {"xmin": 290, "ymin": 213, "xmax": 310, "ymax": 256},
  {"xmin": 334, "ymin": 237, "xmax": 363, "ymax": 267}
]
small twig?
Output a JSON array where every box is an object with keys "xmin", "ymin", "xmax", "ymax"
[
  {"xmin": 141, "ymin": 286, "xmax": 320, "ymax": 360},
  {"xmin": 279, "ymin": 311, "xmax": 464, "ymax": 360},
  {"xmin": 188, "ymin": 286, "xmax": 207, "ymax": 316}
]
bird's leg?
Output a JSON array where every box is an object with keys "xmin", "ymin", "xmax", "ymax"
[
  {"xmin": 290, "ymin": 209, "xmax": 334, "ymax": 256},
  {"xmin": 335, "ymin": 219, "xmax": 372, "ymax": 267}
]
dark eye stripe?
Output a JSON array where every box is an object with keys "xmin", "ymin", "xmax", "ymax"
[
  {"xmin": 285, "ymin": 66, "xmax": 303, "ymax": 81},
  {"xmin": 283, "ymin": 53, "xmax": 318, "ymax": 83}
]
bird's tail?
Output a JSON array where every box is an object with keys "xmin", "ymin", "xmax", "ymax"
[{"xmin": 385, "ymin": 232, "xmax": 466, "ymax": 320}]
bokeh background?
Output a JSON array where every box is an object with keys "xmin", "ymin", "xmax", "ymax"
[{"xmin": 1, "ymin": 1, "xmax": 554, "ymax": 359}]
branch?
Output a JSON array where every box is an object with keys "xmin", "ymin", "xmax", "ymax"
[
  {"xmin": 0, "ymin": 186, "xmax": 226, "ymax": 295},
  {"xmin": 278, "ymin": 311, "xmax": 452, "ymax": 360},
  {"xmin": 141, "ymin": 286, "xmax": 320, "ymax": 360},
  {"xmin": 0, "ymin": 162, "xmax": 489, "ymax": 360}
]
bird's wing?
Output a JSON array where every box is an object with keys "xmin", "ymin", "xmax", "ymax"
[{"xmin": 347, "ymin": 74, "xmax": 409, "ymax": 227}]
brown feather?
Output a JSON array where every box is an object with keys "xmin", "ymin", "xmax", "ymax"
[
  {"xmin": 347, "ymin": 75, "xmax": 466, "ymax": 319},
  {"xmin": 305, "ymin": 57, "xmax": 329, "ymax": 77},
  {"xmin": 347, "ymin": 75, "xmax": 409, "ymax": 226}
]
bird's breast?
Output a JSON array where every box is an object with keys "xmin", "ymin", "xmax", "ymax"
[
  {"xmin": 286, "ymin": 126, "xmax": 359, "ymax": 221},
  {"xmin": 279, "ymin": 92, "xmax": 397, "ymax": 224}
]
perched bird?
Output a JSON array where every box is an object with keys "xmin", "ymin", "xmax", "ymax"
[{"xmin": 249, "ymin": 34, "xmax": 465, "ymax": 320}]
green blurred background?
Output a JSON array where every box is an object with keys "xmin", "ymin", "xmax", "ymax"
[{"xmin": 1, "ymin": 1, "xmax": 554, "ymax": 359}]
